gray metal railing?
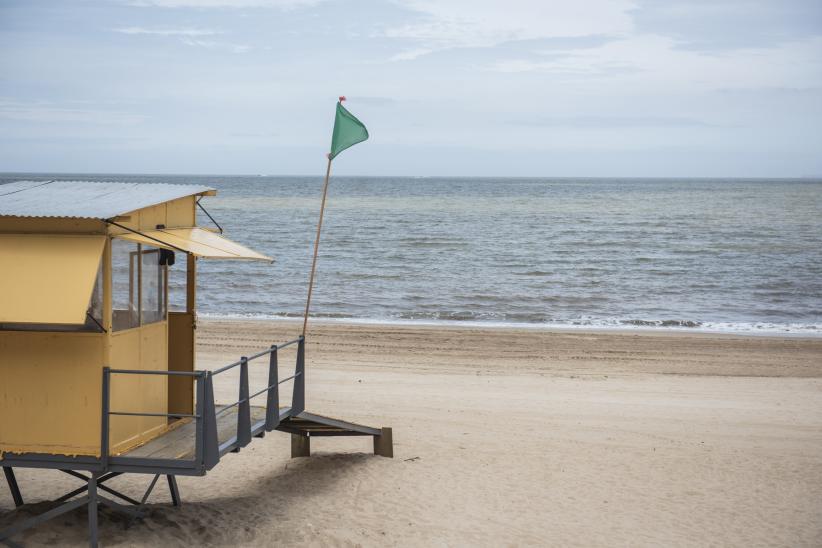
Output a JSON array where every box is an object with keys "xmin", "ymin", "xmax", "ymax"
[
  {"xmin": 210, "ymin": 336, "xmax": 305, "ymax": 454},
  {"xmin": 101, "ymin": 335, "xmax": 305, "ymax": 474}
]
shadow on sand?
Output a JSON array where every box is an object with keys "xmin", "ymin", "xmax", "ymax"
[{"xmin": 1, "ymin": 452, "xmax": 387, "ymax": 547}]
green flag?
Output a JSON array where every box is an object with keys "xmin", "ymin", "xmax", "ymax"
[{"xmin": 329, "ymin": 99, "xmax": 369, "ymax": 160}]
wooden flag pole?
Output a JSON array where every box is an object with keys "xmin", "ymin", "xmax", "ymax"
[{"xmin": 302, "ymin": 156, "xmax": 333, "ymax": 336}]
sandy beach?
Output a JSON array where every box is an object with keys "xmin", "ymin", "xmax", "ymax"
[{"xmin": 3, "ymin": 319, "xmax": 822, "ymax": 547}]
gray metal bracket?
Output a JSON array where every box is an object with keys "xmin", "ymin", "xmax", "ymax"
[
  {"xmin": 2, "ymin": 468, "xmax": 23, "ymax": 508},
  {"xmin": 0, "ymin": 470, "xmax": 182, "ymax": 548}
]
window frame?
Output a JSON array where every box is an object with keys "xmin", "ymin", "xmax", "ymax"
[{"xmin": 112, "ymin": 240, "xmax": 169, "ymax": 333}]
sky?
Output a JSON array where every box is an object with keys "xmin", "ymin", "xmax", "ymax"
[{"xmin": 0, "ymin": 0, "xmax": 820, "ymax": 177}]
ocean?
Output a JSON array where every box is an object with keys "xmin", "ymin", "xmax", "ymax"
[{"xmin": 2, "ymin": 173, "xmax": 821, "ymax": 335}]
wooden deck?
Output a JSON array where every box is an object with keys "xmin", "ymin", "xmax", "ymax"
[{"xmin": 121, "ymin": 405, "xmax": 269, "ymax": 460}]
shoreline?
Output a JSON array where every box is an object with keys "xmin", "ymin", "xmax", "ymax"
[
  {"xmin": 197, "ymin": 314, "xmax": 822, "ymax": 340},
  {"xmin": 197, "ymin": 318, "xmax": 822, "ymax": 378}
]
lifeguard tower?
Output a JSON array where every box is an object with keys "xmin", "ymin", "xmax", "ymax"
[{"xmin": 0, "ymin": 180, "xmax": 392, "ymax": 547}]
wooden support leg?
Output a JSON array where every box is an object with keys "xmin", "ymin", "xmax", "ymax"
[
  {"xmin": 3, "ymin": 467, "xmax": 24, "ymax": 508},
  {"xmin": 373, "ymin": 427, "xmax": 393, "ymax": 458},
  {"xmin": 290, "ymin": 434, "xmax": 310, "ymax": 458}
]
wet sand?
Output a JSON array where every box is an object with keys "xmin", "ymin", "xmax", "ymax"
[{"xmin": 3, "ymin": 319, "xmax": 822, "ymax": 546}]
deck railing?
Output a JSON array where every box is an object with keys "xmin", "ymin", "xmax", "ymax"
[{"xmin": 101, "ymin": 335, "xmax": 305, "ymax": 474}]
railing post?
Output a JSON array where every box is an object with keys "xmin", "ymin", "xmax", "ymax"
[
  {"xmin": 194, "ymin": 373, "xmax": 205, "ymax": 468},
  {"xmin": 292, "ymin": 336, "xmax": 306, "ymax": 415},
  {"xmin": 100, "ymin": 367, "xmax": 111, "ymax": 471},
  {"xmin": 265, "ymin": 345, "xmax": 280, "ymax": 431},
  {"xmin": 202, "ymin": 372, "xmax": 220, "ymax": 470},
  {"xmin": 237, "ymin": 357, "xmax": 251, "ymax": 448}
]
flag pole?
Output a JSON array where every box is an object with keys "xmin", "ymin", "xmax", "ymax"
[{"xmin": 302, "ymin": 155, "xmax": 333, "ymax": 336}]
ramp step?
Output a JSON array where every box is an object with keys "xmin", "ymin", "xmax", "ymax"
[{"xmin": 277, "ymin": 411, "xmax": 383, "ymax": 437}]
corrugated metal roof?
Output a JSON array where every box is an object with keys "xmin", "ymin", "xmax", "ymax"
[{"xmin": 0, "ymin": 180, "xmax": 215, "ymax": 219}]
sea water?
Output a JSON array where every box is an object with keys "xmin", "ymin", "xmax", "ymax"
[{"xmin": 3, "ymin": 174, "xmax": 820, "ymax": 335}]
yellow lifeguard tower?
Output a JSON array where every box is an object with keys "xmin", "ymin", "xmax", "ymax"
[
  {"xmin": 0, "ymin": 180, "xmax": 392, "ymax": 547},
  {"xmin": 1, "ymin": 180, "xmax": 270, "ymax": 458}
]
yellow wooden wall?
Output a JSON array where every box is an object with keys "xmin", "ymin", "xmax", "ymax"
[
  {"xmin": 168, "ymin": 312, "xmax": 195, "ymax": 416},
  {"xmin": 0, "ymin": 216, "xmax": 105, "ymax": 234},
  {"xmin": 106, "ymin": 196, "xmax": 196, "ymax": 235},
  {"xmin": 108, "ymin": 322, "xmax": 169, "ymax": 455},
  {"xmin": 0, "ymin": 331, "xmax": 106, "ymax": 456}
]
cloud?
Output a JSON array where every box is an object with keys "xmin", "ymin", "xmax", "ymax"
[
  {"xmin": 631, "ymin": 0, "xmax": 822, "ymax": 51},
  {"xmin": 485, "ymin": 34, "xmax": 822, "ymax": 92},
  {"xmin": 0, "ymin": 100, "xmax": 146, "ymax": 125},
  {"xmin": 123, "ymin": 0, "xmax": 321, "ymax": 8},
  {"xmin": 488, "ymin": 57, "xmax": 638, "ymax": 76},
  {"xmin": 113, "ymin": 26, "xmax": 223, "ymax": 36},
  {"xmin": 508, "ymin": 115, "xmax": 719, "ymax": 128},
  {"xmin": 385, "ymin": 0, "xmax": 635, "ymax": 52},
  {"xmin": 179, "ymin": 37, "xmax": 252, "ymax": 53},
  {"xmin": 112, "ymin": 27, "xmax": 251, "ymax": 52},
  {"xmin": 348, "ymin": 96, "xmax": 397, "ymax": 106},
  {"xmin": 389, "ymin": 48, "xmax": 433, "ymax": 62}
]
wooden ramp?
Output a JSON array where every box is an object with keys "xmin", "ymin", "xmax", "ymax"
[
  {"xmin": 277, "ymin": 411, "xmax": 393, "ymax": 458},
  {"xmin": 277, "ymin": 411, "xmax": 380, "ymax": 436}
]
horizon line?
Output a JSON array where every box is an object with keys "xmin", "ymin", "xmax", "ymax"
[{"xmin": 1, "ymin": 171, "xmax": 821, "ymax": 181}]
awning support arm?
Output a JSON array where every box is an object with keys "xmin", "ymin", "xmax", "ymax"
[
  {"xmin": 85, "ymin": 312, "xmax": 106, "ymax": 333},
  {"xmin": 104, "ymin": 220, "xmax": 189, "ymax": 254},
  {"xmin": 196, "ymin": 198, "xmax": 223, "ymax": 234}
]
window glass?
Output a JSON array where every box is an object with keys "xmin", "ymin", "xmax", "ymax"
[
  {"xmin": 83, "ymin": 263, "xmax": 104, "ymax": 331},
  {"xmin": 112, "ymin": 239, "xmax": 139, "ymax": 331},
  {"xmin": 168, "ymin": 252, "xmax": 186, "ymax": 312},
  {"xmin": 141, "ymin": 246, "xmax": 166, "ymax": 324}
]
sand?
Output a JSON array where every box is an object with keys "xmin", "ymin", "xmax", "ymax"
[{"xmin": 2, "ymin": 320, "xmax": 822, "ymax": 547}]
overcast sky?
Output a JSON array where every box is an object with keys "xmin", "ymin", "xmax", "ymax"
[{"xmin": 1, "ymin": 0, "xmax": 820, "ymax": 177}]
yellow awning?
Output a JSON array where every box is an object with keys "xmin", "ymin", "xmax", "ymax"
[
  {"xmin": 0, "ymin": 234, "xmax": 105, "ymax": 325},
  {"xmin": 113, "ymin": 227, "xmax": 272, "ymax": 262}
]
